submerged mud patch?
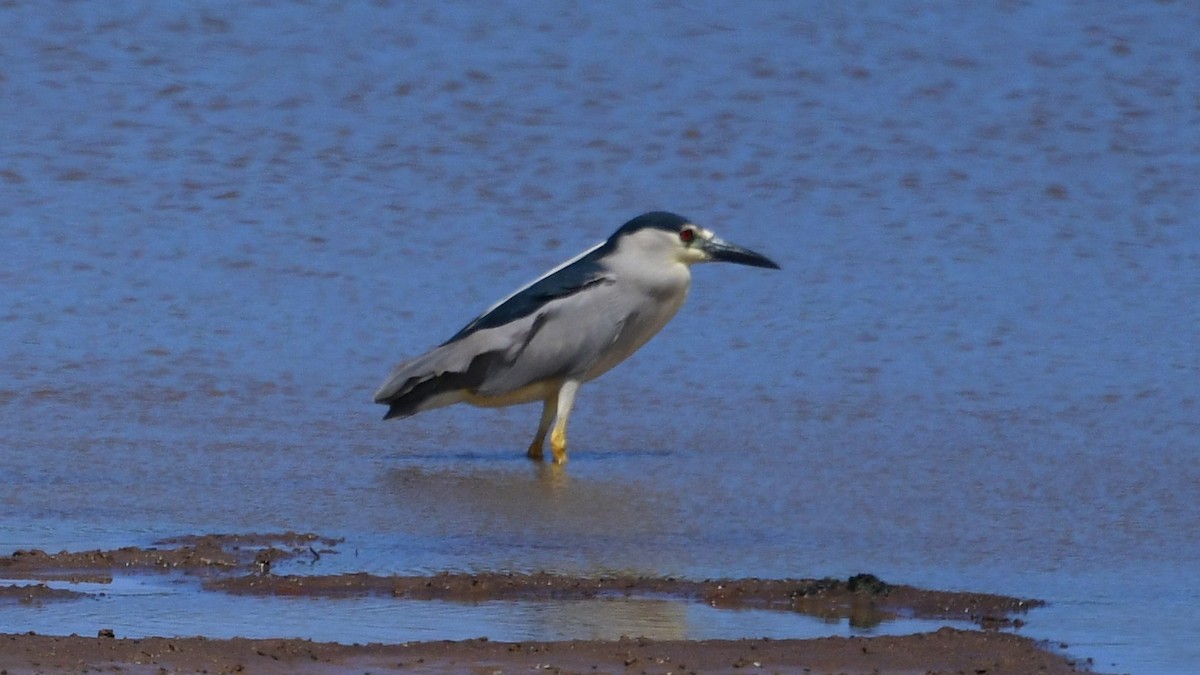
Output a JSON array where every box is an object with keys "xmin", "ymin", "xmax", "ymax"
[
  {"xmin": 0, "ymin": 535, "xmax": 1091, "ymax": 672},
  {"xmin": 2, "ymin": 535, "xmax": 1038, "ymax": 630},
  {"xmin": 0, "ymin": 532, "xmax": 340, "ymax": 580},
  {"xmin": 209, "ymin": 570, "xmax": 1038, "ymax": 629},
  {"xmin": 0, "ymin": 583, "xmax": 87, "ymax": 605}
]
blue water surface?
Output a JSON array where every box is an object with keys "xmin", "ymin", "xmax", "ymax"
[{"xmin": 2, "ymin": 3, "xmax": 1198, "ymax": 673}]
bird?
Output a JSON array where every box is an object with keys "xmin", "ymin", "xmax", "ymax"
[{"xmin": 374, "ymin": 211, "xmax": 779, "ymax": 464}]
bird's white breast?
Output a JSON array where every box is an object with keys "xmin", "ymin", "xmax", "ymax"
[{"xmin": 582, "ymin": 248, "xmax": 693, "ymax": 381}]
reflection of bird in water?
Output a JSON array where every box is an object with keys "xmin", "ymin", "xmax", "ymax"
[{"xmin": 374, "ymin": 212, "xmax": 779, "ymax": 463}]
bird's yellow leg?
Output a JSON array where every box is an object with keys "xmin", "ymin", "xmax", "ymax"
[
  {"xmin": 549, "ymin": 380, "xmax": 581, "ymax": 464},
  {"xmin": 527, "ymin": 394, "xmax": 557, "ymax": 461}
]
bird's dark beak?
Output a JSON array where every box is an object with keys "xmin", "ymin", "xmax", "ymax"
[{"xmin": 700, "ymin": 236, "xmax": 781, "ymax": 270}]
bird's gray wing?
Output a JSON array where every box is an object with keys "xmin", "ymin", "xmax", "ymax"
[
  {"xmin": 469, "ymin": 290, "xmax": 631, "ymax": 395},
  {"xmin": 442, "ymin": 242, "xmax": 612, "ymax": 344},
  {"xmin": 374, "ymin": 262, "xmax": 618, "ymax": 419}
]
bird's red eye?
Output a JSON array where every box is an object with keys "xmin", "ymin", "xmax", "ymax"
[{"xmin": 679, "ymin": 228, "xmax": 695, "ymax": 243}]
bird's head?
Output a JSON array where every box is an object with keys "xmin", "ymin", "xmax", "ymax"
[{"xmin": 608, "ymin": 211, "xmax": 781, "ymax": 270}]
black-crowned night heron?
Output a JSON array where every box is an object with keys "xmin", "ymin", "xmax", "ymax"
[{"xmin": 374, "ymin": 211, "xmax": 779, "ymax": 463}]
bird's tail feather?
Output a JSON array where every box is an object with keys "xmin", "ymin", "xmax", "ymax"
[
  {"xmin": 374, "ymin": 346, "xmax": 503, "ymax": 420},
  {"xmin": 378, "ymin": 372, "xmax": 472, "ymax": 420}
]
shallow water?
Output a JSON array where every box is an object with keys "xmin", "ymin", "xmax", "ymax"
[
  {"xmin": 2, "ymin": 575, "xmax": 972, "ymax": 644},
  {"xmin": 2, "ymin": 2, "xmax": 1198, "ymax": 673}
]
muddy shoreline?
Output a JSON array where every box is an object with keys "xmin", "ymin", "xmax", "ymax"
[
  {"xmin": 0, "ymin": 533, "xmax": 1096, "ymax": 673},
  {"xmin": 0, "ymin": 630, "xmax": 1092, "ymax": 674}
]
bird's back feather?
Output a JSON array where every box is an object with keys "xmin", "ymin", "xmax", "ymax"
[{"xmin": 442, "ymin": 244, "xmax": 612, "ymax": 344}]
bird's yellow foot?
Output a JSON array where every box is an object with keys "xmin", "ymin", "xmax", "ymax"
[{"xmin": 550, "ymin": 428, "xmax": 568, "ymax": 464}]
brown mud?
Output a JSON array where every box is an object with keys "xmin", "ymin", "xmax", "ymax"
[
  {"xmin": 0, "ymin": 533, "xmax": 1096, "ymax": 674},
  {"xmin": 0, "ymin": 629, "xmax": 1094, "ymax": 674}
]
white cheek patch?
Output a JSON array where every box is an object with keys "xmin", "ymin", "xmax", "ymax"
[
  {"xmin": 680, "ymin": 227, "xmax": 716, "ymax": 263},
  {"xmin": 680, "ymin": 245, "xmax": 708, "ymax": 264}
]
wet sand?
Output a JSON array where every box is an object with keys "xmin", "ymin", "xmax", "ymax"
[
  {"xmin": 0, "ymin": 534, "xmax": 1095, "ymax": 673},
  {"xmin": 0, "ymin": 629, "xmax": 1089, "ymax": 674}
]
